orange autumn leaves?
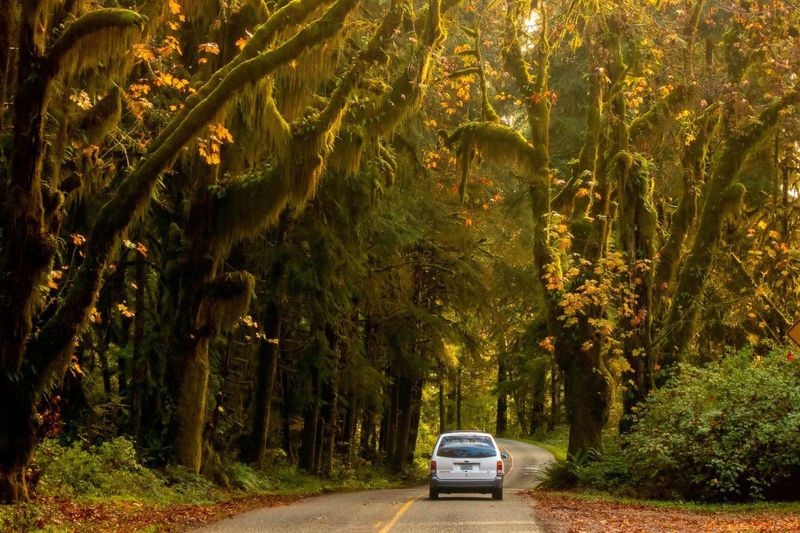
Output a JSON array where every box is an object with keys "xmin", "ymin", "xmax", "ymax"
[
  {"xmin": 531, "ymin": 491, "xmax": 800, "ymax": 533},
  {"xmin": 198, "ymin": 123, "xmax": 234, "ymax": 166}
]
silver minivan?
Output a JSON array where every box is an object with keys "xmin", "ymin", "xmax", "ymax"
[{"xmin": 428, "ymin": 431, "xmax": 507, "ymax": 500}]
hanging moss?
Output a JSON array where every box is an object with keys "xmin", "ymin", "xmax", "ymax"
[
  {"xmin": 207, "ymin": 271, "xmax": 256, "ymax": 334},
  {"xmin": 78, "ymin": 87, "xmax": 123, "ymax": 146},
  {"xmin": 377, "ymin": 142, "xmax": 398, "ymax": 187},
  {"xmin": 652, "ymin": 104, "xmax": 721, "ymax": 310},
  {"xmin": 328, "ymin": 124, "xmax": 365, "ymax": 177},
  {"xmin": 182, "ymin": 0, "xmax": 223, "ymax": 25},
  {"xmin": 663, "ymin": 89, "xmax": 800, "ymax": 366},
  {"xmin": 26, "ymin": 0, "xmax": 360, "ymax": 400},
  {"xmin": 719, "ymin": 182, "xmax": 746, "ymax": 215},
  {"xmin": 211, "ymin": 169, "xmax": 289, "ymax": 252},
  {"xmin": 230, "ymin": 79, "xmax": 291, "ymax": 163},
  {"xmin": 629, "ymin": 85, "xmax": 694, "ymax": 144},
  {"xmin": 47, "ymin": 9, "xmax": 144, "ymax": 84},
  {"xmin": 443, "ymin": 122, "xmax": 537, "ymax": 174}
]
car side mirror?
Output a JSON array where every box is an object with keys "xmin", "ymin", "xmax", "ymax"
[{"xmin": 501, "ymin": 451, "xmax": 509, "ymax": 459}]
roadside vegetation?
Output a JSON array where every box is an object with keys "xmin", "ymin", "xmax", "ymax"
[
  {"xmin": 2, "ymin": 0, "xmax": 800, "ymax": 530},
  {"xmin": 0, "ymin": 437, "xmax": 425, "ymax": 532}
]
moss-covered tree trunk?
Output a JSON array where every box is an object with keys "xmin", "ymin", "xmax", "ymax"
[
  {"xmin": 618, "ymin": 157, "xmax": 657, "ymax": 432},
  {"xmin": 129, "ymin": 252, "xmax": 149, "ymax": 437},
  {"xmin": 563, "ymin": 352, "xmax": 610, "ymax": 455},
  {"xmin": 244, "ymin": 302, "xmax": 282, "ymax": 464},
  {"xmin": 662, "ymin": 91, "xmax": 800, "ymax": 367},
  {"xmin": 298, "ymin": 364, "xmax": 321, "ymax": 471}
]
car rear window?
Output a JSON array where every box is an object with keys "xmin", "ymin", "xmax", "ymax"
[{"xmin": 436, "ymin": 435, "xmax": 497, "ymax": 458}]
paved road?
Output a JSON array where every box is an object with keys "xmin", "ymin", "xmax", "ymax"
[{"xmin": 195, "ymin": 439, "xmax": 554, "ymax": 533}]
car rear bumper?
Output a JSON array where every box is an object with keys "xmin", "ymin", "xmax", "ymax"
[{"xmin": 429, "ymin": 475, "xmax": 503, "ymax": 493}]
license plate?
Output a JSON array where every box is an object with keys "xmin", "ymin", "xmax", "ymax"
[{"xmin": 459, "ymin": 464, "xmax": 474, "ymax": 471}]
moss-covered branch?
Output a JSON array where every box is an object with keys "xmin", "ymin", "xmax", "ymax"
[
  {"xmin": 25, "ymin": 0, "xmax": 359, "ymax": 395},
  {"xmin": 157, "ymin": 0, "xmax": 335, "ymax": 146},
  {"xmin": 662, "ymin": 89, "xmax": 800, "ymax": 366},
  {"xmin": 364, "ymin": 0, "xmax": 446, "ymax": 139},
  {"xmin": 45, "ymin": 8, "xmax": 144, "ymax": 77},
  {"xmin": 629, "ymin": 84, "xmax": 694, "ymax": 144},
  {"xmin": 502, "ymin": 0, "xmax": 533, "ymax": 98},
  {"xmin": 652, "ymin": 104, "xmax": 721, "ymax": 316}
]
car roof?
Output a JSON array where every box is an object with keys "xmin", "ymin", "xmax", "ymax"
[{"xmin": 439, "ymin": 430, "xmax": 493, "ymax": 436}]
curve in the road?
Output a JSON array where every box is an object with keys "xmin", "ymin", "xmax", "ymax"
[{"xmin": 195, "ymin": 439, "xmax": 554, "ymax": 533}]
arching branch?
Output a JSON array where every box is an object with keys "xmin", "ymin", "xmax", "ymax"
[
  {"xmin": 26, "ymin": 0, "xmax": 360, "ymax": 395},
  {"xmin": 45, "ymin": 8, "xmax": 144, "ymax": 77}
]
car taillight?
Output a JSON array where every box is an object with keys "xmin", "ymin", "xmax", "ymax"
[
  {"xmin": 497, "ymin": 460, "xmax": 503, "ymax": 475},
  {"xmin": 430, "ymin": 460, "xmax": 437, "ymax": 475}
]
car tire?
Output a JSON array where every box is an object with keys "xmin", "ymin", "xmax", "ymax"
[
  {"xmin": 429, "ymin": 487, "xmax": 439, "ymax": 500},
  {"xmin": 492, "ymin": 489, "xmax": 503, "ymax": 500}
]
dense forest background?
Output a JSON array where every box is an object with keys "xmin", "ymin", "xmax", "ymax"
[{"xmin": 1, "ymin": 0, "xmax": 800, "ymax": 511}]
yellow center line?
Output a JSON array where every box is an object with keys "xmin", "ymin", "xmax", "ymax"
[
  {"xmin": 504, "ymin": 447, "xmax": 515, "ymax": 477},
  {"xmin": 377, "ymin": 494, "xmax": 420, "ymax": 533}
]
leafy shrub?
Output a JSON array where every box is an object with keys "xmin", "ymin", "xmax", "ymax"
[
  {"xmin": 163, "ymin": 464, "xmax": 217, "ymax": 502},
  {"xmin": 540, "ymin": 449, "xmax": 601, "ymax": 489},
  {"xmin": 622, "ymin": 348, "xmax": 800, "ymax": 501},
  {"xmin": 223, "ymin": 462, "xmax": 273, "ymax": 492},
  {"xmin": 35, "ymin": 437, "xmax": 167, "ymax": 499},
  {"xmin": 575, "ymin": 451, "xmax": 630, "ymax": 491}
]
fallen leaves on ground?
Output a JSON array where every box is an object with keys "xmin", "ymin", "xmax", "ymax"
[
  {"xmin": 530, "ymin": 490, "xmax": 800, "ymax": 533},
  {"xmin": 6, "ymin": 493, "xmax": 304, "ymax": 532}
]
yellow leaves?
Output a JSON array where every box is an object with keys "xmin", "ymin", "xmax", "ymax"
[
  {"xmin": 133, "ymin": 43, "xmax": 156, "ymax": 62},
  {"xmin": 198, "ymin": 123, "xmax": 234, "ymax": 166},
  {"xmin": 167, "ymin": 0, "xmax": 185, "ymax": 29},
  {"xmin": 47, "ymin": 270, "xmax": 63, "ymax": 290},
  {"xmin": 198, "ymin": 42, "xmax": 220, "ymax": 55},
  {"xmin": 155, "ymin": 72, "xmax": 189, "ymax": 91},
  {"xmin": 128, "ymin": 98, "xmax": 153, "ymax": 121},
  {"xmin": 69, "ymin": 91, "xmax": 93, "ymax": 111},
  {"xmin": 117, "ymin": 303, "xmax": 135, "ymax": 319},
  {"xmin": 540, "ymin": 336, "xmax": 556, "ymax": 353},
  {"xmin": 157, "ymin": 36, "xmax": 183, "ymax": 58},
  {"xmin": 123, "ymin": 239, "xmax": 148, "ymax": 257},
  {"xmin": 630, "ymin": 308, "xmax": 648, "ymax": 327},
  {"xmin": 89, "ymin": 307, "xmax": 103, "ymax": 324},
  {"xmin": 69, "ymin": 355, "xmax": 84, "ymax": 378},
  {"xmin": 556, "ymin": 237, "xmax": 572, "ymax": 251},
  {"xmin": 757, "ymin": 220, "xmax": 768, "ymax": 230},
  {"xmin": 209, "ymin": 123, "xmax": 233, "ymax": 144},
  {"xmin": 235, "ymin": 36, "xmax": 250, "ymax": 50},
  {"xmin": 128, "ymin": 83, "xmax": 151, "ymax": 98},
  {"xmin": 71, "ymin": 233, "xmax": 86, "ymax": 246}
]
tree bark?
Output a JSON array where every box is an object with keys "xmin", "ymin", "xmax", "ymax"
[
  {"xmin": 298, "ymin": 365, "xmax": 321, "ymax": 471},
  {"xmin": 0, "ymin": 381, "xmax": 37, "ymax": 503},
  {"xmin": 455, "ymin": 366, "xmax": 462, "ymax": 430},
  {"xmin": 563, "ymin": 354, "xmax": 610, "ymax": 456},
  {"xmin": 244, "ymin": 301, "xmax": 281, "ymax": 464},
  {"xmin": 130, "ymin": 252, "xmax": 148, "ymax": 436},
  {"xmin": 495, "ymin": 353, "xmax": 508, "ymax": 436}
]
